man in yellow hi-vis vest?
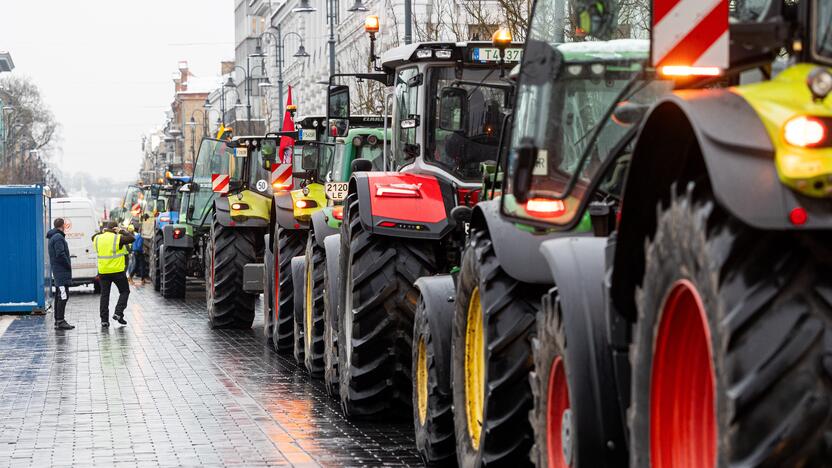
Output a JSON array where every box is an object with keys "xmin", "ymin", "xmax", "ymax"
[{"xmin": 93, "ymin": 221, "xmax": 136, "ymax": 327}]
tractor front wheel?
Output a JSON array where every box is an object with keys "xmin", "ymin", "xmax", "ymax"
[
  {"xmin": 630, "ymin": 181, "xmax": 832, "ymax": 468},
  {"xmin": 452, "ymin": 229, "xmax": 542, "ymax": 467},
  {"xmin": 271, "ymin": 227, "xmax": 307, "ymax": 352},
  {"xmin": 263, "ymin": 234, "xmax": 275, "ymax": 342},
  {"xmin": 323, "ymin": 237, "xmax": 342, "ymax": 397},
  {"xmin": 151, "ymin": 231, "xmax": 163, "ymax": 291},
  {"xmin": 303, "ymin": 231, "xmax": 326, "ymax": 378},
  {"xmin": 206, "ymin": 212, "xmax": 256, "ymax": 329},
  {"xmin": 160, "ymin": 245, "xmax": 186, "ymax": 299}
]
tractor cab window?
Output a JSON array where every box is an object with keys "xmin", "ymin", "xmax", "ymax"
[
  {"xmin": 357, "ymin": 137, "xmax": 385, "ymax": 170},
  {"xmin": 427, "ymin": 66, "xmax": 510, "ymax": 181},
  {"xmin": 332, "ymin": 141, "xmax": 348, "ymax": 182},
  {"xmin": 815, "ymin": 0, "xmax": 832, "ymax": 64},
  {"xmin": 394, "ymin": 67, "xmax": 419, "ymax": 170}
]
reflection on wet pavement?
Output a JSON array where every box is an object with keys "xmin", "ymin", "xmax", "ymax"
[{"xmin": 0, "ymin": 282, "xmax": 420, "ymax": 467}]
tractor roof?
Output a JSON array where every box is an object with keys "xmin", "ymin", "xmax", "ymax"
[{"xmin": 381, "ymin": 41, "xmax": 523, "ymax": 69}]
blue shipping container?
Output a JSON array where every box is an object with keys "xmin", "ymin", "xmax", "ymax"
[{"xmin": 0, "ymin": 186, "xmax": 50, "ymax": 313}]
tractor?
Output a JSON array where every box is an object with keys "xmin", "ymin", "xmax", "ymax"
[
  {"xmin": 491, "ymin": 0, "xmax": 831, "ymax": 467},
  {"xmin": 326, "ymin": 36, "xmax": 522, "ymax": 419},
  {"xmin": 147, "ymin": 173, "xmax": 191, "ymax": 292},
  {"xmin": 296, "ymin": 118, "xmax": 390, "ymax": 386}
]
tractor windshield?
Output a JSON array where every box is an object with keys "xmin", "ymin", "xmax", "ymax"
[
  {"xmin": 502, "ymin": 0, "xmax": 673, "ymax": 227},
  {"xmin": 427, "ymin": 67, "xmax": 511, "ymax": 181}
]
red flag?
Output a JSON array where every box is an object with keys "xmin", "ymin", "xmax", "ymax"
[{"xmin": 279, "ymin": 86, "xmax": 295, "ymax": 165}]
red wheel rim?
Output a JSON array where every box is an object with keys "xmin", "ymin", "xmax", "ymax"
[
  {"xmin": 546, "ymin": 356, "xmax": 571, "ymax": 468},
  {"xmin": 650, "ymin": 280, "xmax": 716, "ymax": 468}
]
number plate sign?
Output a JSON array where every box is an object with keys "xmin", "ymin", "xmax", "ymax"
[
  {"xmin": 472, "ymin": 48, "xmax": 522, "ymax": 63},
  {"xmin": 300, "ymin": 129, "xmax": 317, "ymax": 141},
  {"xmin": 325, "ymin": 182, "xmax": 349, "ymax": 201}
]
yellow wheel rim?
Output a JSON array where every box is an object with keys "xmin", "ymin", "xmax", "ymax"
[
  {"xmin": 305, "ymin": 259, "xmax": 313, "ymax": 350},
  {"xmin": 464, "ymin": 287, "xmax": 484, "ymax": 448},
  {"xmin": 416, "ymin": 337, "xmax": 428, "ymax": 425}
]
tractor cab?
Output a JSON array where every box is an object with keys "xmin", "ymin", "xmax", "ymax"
[
  {"xmin": 329, "ymin": 41, "xmax": 521, "ymax": 191},
  {"xmin": 500, "ymin": 0, "xmax": 673, "ymax": 229}
]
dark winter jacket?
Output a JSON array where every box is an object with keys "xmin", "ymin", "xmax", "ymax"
[{"xmin": 47, "ymin": 228, "xmax": 72, "ymax": 287}]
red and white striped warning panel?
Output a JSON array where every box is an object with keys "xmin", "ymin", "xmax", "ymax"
[
  {"xmin": 652, "ymin": 0, "xmax": 728, "ymax": 71},
  {"xmin": 271, "ymin": 163, "xmax": 293, "ymax": 190},
  {"xmin": 212, "ymin": 174, "xmax": 230, "ymax": 194}
]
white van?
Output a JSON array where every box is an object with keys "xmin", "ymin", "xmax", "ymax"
[{"xmin": 51, "ymin": 198, "xmax": 100, "ymax": 291}]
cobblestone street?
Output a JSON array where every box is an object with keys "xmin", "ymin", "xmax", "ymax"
[{"xmin": 0, "ymin": 282, "xmax": 420, "ymax": 467}]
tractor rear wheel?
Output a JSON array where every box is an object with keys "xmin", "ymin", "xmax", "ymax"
[
  {"xmin": 323, "ymin": 238, "xmax": 341, "ymax": 397},
  {"xmin": 271, "ymin": 227, "xmax": 306, "ymax": 352},
  {"xmin": 206, "ymin": 212, "xmax": 256, "ymax": 329},
  {"xmin": 151, "ymin": 231, "xmax": 163, "ymax": 291},
  {"xmin": 160, "ymin": 245, "xmax": 186, "ymax": 299},
  {"xmin": 303, "ymin": 231, "xmax": 326, "ymax": 378},
  {"xmin": 413, "ymin": 294, "xmax": 455, "ymax": 465},
  {"xmin": 263, "ymin": 234, "xmax": 275, "ymax": 342},
  {"xmin": 630, "ymin": 181, "xmax": 832, "ymax": 468},
  {"xmin": 338, "ymin": 193, "xmax": 439, "ymax": 418},
  {"xmin": 453, "ymin": 229, "xmax": 542, "ymax": 467}
]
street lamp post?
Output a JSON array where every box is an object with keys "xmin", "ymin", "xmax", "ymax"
[{"xmin": 262, "ymin": 27, "xmax": 310, "ymax": 129}]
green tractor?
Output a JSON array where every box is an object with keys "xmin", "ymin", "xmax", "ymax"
[{"xmin": 298, "ymin": 119, "xmax": 389, "ymax": 386}]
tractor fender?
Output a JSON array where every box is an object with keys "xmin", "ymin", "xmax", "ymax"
[
  {"xmin": 323, "ymin": 233, "xmax": 342, "ymax": 321},
  {"xmin": 310, "ymin": 209, "xmax": 338, "ymax": 248},
  {"xmin": 274, "ymin": 191, "xmax": 309, "ymax": 231},
  {"xmin": 470, "ymin": 199, "xmax": 555, "ymax": 285},
  {"xmin": 611, "ymin": 90, "xmax": 832, "ymax": 317},
  {"xmin": 413, "ymin": 275, "xmax": 456, "ymax": 391},
  {"xmin": 162, "ymin": 224, "xmax": 192, "ymax": 249},
  {"xmin": 351, "ymin": 172, "xmax": 454, "ymax": 240},
  {"xmin": 539, "ymin": 236, "xmax": 628, "ymax": 458}
]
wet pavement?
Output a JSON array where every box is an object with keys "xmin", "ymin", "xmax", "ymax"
[{"xmin": 0, "ymin": 281, "xmax": 421, "ymax": 467}]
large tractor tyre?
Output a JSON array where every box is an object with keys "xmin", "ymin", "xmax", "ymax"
[
  {"xmin": 453, "ymin": 229, "xmax": 543, "ymax": 467},
  {"xmin": 160, "ymin": 246, "xmax": 187, "ymax": 299},
  {"xmin": 630, "ymin": 181, "xmax": 832, "ymax": 468},
  {"xmin": 271, "ymin": 228, "xmax": 307, "ymax": 353},
  {"xmin": 303, "ymin": 231, "xmax": 326, "ymax": 378},
  {"xmin": 323, "ymin": 239, "xmax": 342, "ymax": 397},
  {"xmin": 263, "ymin": 234, "xmax": 275, "ymax": 342},
  {"xmin": 151, "ymin": 231, "xmax": 163, "ymax": 291},
  {"xmin": 413, "ymin": 295, "xmax": 456, "ymax": 465},
  {"xmin": 529, "ymin": 288, "xmax": 627, "ymax": 468},
  {"xmin": 338, "ymin": 193, "xmax": 439, "ymax": 418},
  {"xmin": 205, "ymin": 213, "xmax": 257, "ymax": 329},
  {"xmin": 291, "ymin": 256, "xmax": 306, "ymax": 366}
]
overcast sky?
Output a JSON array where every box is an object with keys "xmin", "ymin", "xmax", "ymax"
[{"xmin": 0, "ymin": 0, "xmax": 235, "ymax": 181}]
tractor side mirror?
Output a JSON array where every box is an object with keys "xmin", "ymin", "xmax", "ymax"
[
  {"xmin": 438, "ymin": 87, "xmax": 467, "ymax": 132},
  {"xmin": 156, "ymin": 199, "xmax": 167, "ymax": 212},
  {"xmin": 301, "ymin": 143, "xmax": 319, "ymax": 171},
  {"xmin": 351, "ymin": 158, "xmax": 372, "ymax": 173},
  {"xmin": 328, "ymin": 85, "xmax": 350, "ymax": 138},
  {"xmin": 612, "ymin": 101, "xmax": 649, "ymax": 126},
  {"xmin": 512, "ymin": 138, "xmax": 537, "ymax": 204}
]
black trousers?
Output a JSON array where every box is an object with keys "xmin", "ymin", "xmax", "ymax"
[
  {"xmin": 99, "ymin": 272, "xmax": 130, "ymax": 322},
  {"xmin": 54, "ymin": 285, "xmax": 68, "ymax": 323}
]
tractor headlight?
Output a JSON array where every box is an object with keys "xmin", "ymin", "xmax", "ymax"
[{"xmin": 807, "ymin": 67, "xmax": 832, "ymax": 102}]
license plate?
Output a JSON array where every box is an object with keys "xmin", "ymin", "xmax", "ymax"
[
  {"xmin": 325, "ymin": 182, "xmax": 348, "ymax": 201},
  {"xmin": 473, "ymin": 47, "xmax": 522, "ymax": 63},
  {"xmin": 301, "ymin": 129, "xmax": 317, "ymax": 141}
]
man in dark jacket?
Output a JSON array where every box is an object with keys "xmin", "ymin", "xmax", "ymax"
[{"xmin": 47, "ymin": 218, "xmax": 75, "ymax": 330}]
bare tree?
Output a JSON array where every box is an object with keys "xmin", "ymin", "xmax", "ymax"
[{"xmin": 0, "ymin": 75, "xmax": 62, "ymax": 190}]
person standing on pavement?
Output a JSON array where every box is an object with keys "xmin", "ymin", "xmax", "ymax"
[
  {"xmin": 127, "ymin": 227, "xmax": 146, "ymax": 284},
  {"xmin": 93, "ymin": 221, "xmax": 135, "ymax": 327},
  {"xmin": 46, "ymin": 218, "xmax": 75, "ymax": 330}
]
